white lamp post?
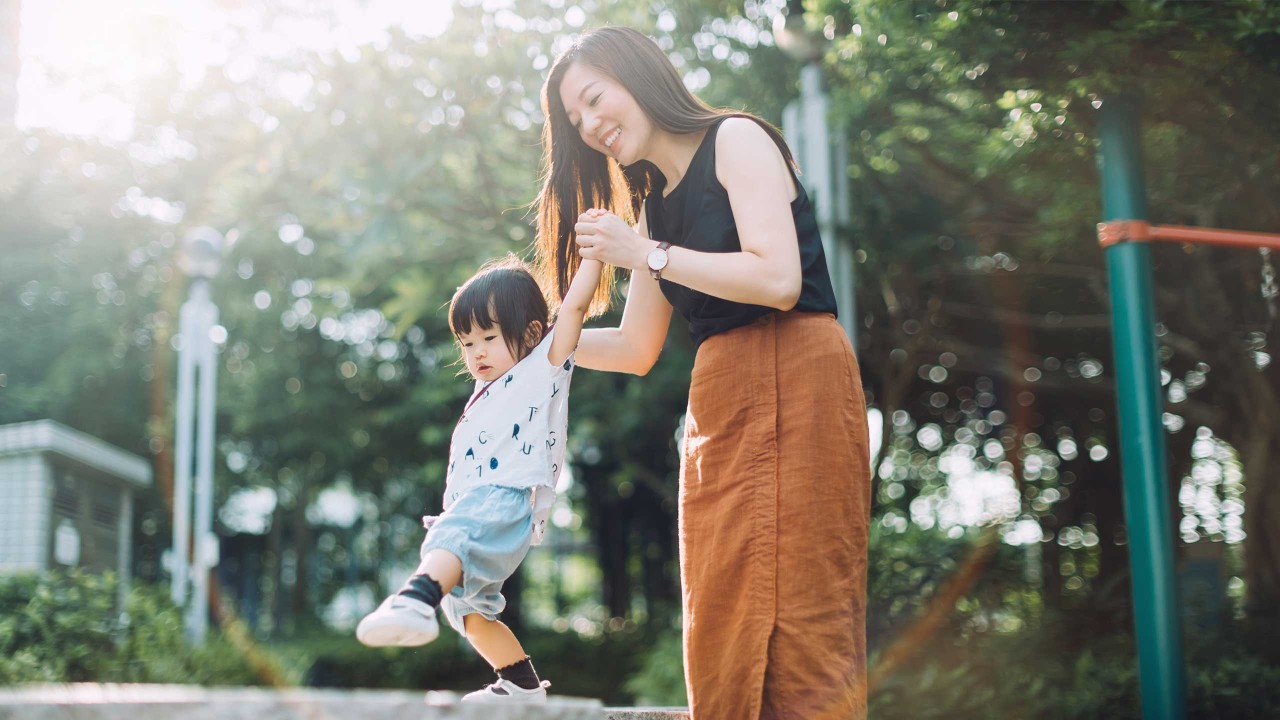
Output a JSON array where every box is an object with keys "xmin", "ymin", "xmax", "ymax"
[
  {"xmin": 172, "ymin": 226, "xmax": 224, "ymax": 644},
  {"xmin": 775, "ymin": 4, "xmax": 857, "ymax": 348}
]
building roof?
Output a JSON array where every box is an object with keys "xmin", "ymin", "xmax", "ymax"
[{"xmin": 0, "ymin": 419, "xmax": 152, "ymax": 488}]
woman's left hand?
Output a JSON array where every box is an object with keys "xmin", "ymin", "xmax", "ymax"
[{"xmin": 575, "ymin": 210, "xmax": 650, "ymax": 270}]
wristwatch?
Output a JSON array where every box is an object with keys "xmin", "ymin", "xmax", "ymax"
[{"xmin": 647, "ymin": 242, "xmax": 672, "ymax": 280}]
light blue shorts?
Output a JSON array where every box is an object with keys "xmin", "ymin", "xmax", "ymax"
[{"xmin": 418, "ymin": 484, "xmax": 534, "ymax": 634}]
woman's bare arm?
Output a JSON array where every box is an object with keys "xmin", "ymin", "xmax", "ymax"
[
  {"xmin": 574, "ymin": 210, "xmax": 674, "ymax": 375},
  {"xmin": 574, "ymin": 117, "xmax": 803, "ymax": 311}
]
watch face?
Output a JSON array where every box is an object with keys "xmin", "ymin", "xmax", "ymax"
[{"xmin": 647, "ymin": 248, "xmax": 667, "ymax": 271}]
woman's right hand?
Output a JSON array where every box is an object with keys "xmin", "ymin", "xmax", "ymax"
[{"xmin": 575, "ymin": 210, "xmax": 652, "ymax": 272}]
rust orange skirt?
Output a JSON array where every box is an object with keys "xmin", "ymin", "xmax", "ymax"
[{"xmin": 680, "ymin": 311, "xmax": 870, "ymax": 720}]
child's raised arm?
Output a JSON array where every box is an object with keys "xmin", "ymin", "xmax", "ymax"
[{"xmin": 548, "ymin": 257, "xmax": 604, "ymax": 366}]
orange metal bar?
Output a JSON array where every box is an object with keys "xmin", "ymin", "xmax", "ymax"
[
  {"xmin": 1098, "ymin": 221, "xmax": 1280, "ymax": 250},
  {"xmin": 1148, "ymin": 224, "xmax": 1280, "ymax": 250}
]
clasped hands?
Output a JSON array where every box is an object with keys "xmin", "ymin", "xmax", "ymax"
[{"xmin": 574, "ymin": 208, "xmax": 650, "ymax": 270}]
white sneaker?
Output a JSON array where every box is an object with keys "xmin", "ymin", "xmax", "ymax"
[
  {"xmin": 355, "ymin": 594, "xmax": 439, "ymax": 647},
  {"xmin": 460, "ymin": 679, "xmax": 551, "ymax": 704}
]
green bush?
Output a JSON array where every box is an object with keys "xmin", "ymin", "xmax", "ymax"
[
  {"xmin": 624, "ymin": 629, "xmax": 687, "ymax": 706},
  {"xmin": 620, "ymin": 616, "xmax": 1280, "ymax": 718},
  {"xmin": 14, "ymin": 569, "xmax": 1276, "ymax": 717},
  {"xmin": 298, "ymin": 623, "xmax": 651, "ymax": 704},
  {"xmin": 868, "ymin": 626, "xmax": 1280, "ymax": 719},
  {"xmin": 869, "ymin": 640, "xmax": 1140, "ymax": 720},
  {"xmin": 0, "ymin": 570, "xmax": 663, "ymax": 702},
  {"xmin": 297, "ymin": 629, "xmax": 488, "ymax": 690},
  {"xmin": 0, "ymin": 570, "xmax": 260, "ymax": 686},
  {"xmin": 0, "ymin": 571, "xmax": 121, "ymax": 683},
  {"xmin": 1188, "ymin": 649, "xmax": 1280, "ymax": 720}
]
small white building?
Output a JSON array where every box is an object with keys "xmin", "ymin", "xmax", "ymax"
[{"xmin": 0, "ymin": 419, "xmax": 152, "ymax": 589}]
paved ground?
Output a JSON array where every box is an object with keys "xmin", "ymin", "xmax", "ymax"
[{"xmin": 0, "ymin": 685, "xmax": 690, "ymax": 719}]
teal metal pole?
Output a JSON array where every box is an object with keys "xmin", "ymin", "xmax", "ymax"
[{"xmin": 1097, "ymin": 97, "xmax": 1187, "ymax": 720}]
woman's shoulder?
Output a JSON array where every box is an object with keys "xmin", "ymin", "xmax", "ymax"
[
  {"xmin": 715, "ymin": 115, "xmax": 773, "ymax": 146},
  {"xmin": 713, "ymin": 116, "xmax": 793, "ymax": 188}
]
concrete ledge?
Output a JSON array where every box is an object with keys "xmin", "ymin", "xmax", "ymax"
[
  {"xmin": 0, "ymin": 685, "xmax": 603, "ymax": 719},
  {"xmin": 603, "ymin": 709, "xmax": 690, "ymax": 719},
  {"xmin": 0, "ymin": 686, "xmax": 692, "ymax": 720}
]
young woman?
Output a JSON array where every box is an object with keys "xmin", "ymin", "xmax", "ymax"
[{"xmin": 536, "ymin": 27, "xmax": 871, "ymax": 720}]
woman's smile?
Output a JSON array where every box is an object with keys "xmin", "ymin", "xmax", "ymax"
[{"xmin": 559, "ymin": 64, "xmax": 649, "ymax": 164}]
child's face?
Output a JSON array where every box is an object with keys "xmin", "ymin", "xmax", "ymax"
[{"xmin": 457, "ymin": 323, "xmax": 518, "ymax": 382}]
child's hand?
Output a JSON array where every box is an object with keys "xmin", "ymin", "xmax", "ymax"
[
  {"xmin": 422, "ymin": 515, "xmax": 439, "ymax": 531},
  {"xmin": 570, "ymin": 214, "xmax": 606, "ymax": 273}
]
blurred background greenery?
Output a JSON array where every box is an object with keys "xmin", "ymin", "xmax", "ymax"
[{"xmin": 2, "ymin": 0, "xmax": 1280, "ymax": 717}]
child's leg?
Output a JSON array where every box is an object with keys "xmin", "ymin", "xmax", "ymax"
[
  {"xmin": 400, "ymin": 548, "xmax": 463, "ymax": 600},
  {"xmin": 462, "ymin": 613, "xmax": 528, "ymax": 669},
  {"xmin": 459, "ymin": 613, "xmax": 544, "ymax": 695},
  {"xmin": 417, "ymin": 548, "xmax": 462, "ymax": 588}
]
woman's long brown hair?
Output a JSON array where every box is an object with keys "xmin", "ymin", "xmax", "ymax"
[{"xmin": 534, "ymin": 26, "xmax": 798, "ymax": 314}]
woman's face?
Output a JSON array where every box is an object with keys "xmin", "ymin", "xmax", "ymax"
[{"xmin": 558, "ymin": 62, "xmax": 651, "ymax": 165}]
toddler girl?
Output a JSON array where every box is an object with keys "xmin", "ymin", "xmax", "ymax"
[{"xmin": 356, "ymin": 254, "xmax": 602, "ymax": 705}]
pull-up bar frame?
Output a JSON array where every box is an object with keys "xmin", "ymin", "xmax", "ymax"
[
  {"xmin": 1096, "ymin": 97, "xmax": 1184, "ymax": 720},
  {"xmin": 1097, "ymin": 97, "xmax": 1278, "ymax": 720}
]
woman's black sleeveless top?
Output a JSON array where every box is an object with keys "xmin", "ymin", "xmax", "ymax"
[{"xmin": 644, "ymin": 118, "xmax": 838, "ymax": 348}]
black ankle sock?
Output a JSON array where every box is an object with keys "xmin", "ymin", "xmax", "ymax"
[
  {"xmin": 495, "ymin": 657, "xmax": 541, "ymax": 690},
  {"xmin": 397, "ymin": 574, "xmax": 443, "ymax": 608}
]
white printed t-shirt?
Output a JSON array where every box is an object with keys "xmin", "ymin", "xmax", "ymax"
[{"xmin": 444, "ymin": 328, "xmax": 573, "ymax": 546}]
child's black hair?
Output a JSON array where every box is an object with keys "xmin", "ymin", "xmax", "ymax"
[{"xmin": 449, "ymin": 256, "xmax": 549, "ymax": 362}]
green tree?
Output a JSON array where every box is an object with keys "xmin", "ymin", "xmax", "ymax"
[{"xmin": 811, "ymin": 0, "xmax": 1280, "ymax": 664}]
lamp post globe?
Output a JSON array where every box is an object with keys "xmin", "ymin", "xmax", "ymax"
[
  {"xmin": 772, "ymin": 1, "xmax": 827, "ymax": 64},
  {"xmin": 179, "ymin": 226, "xmax": 225, "ymax": 279}
]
